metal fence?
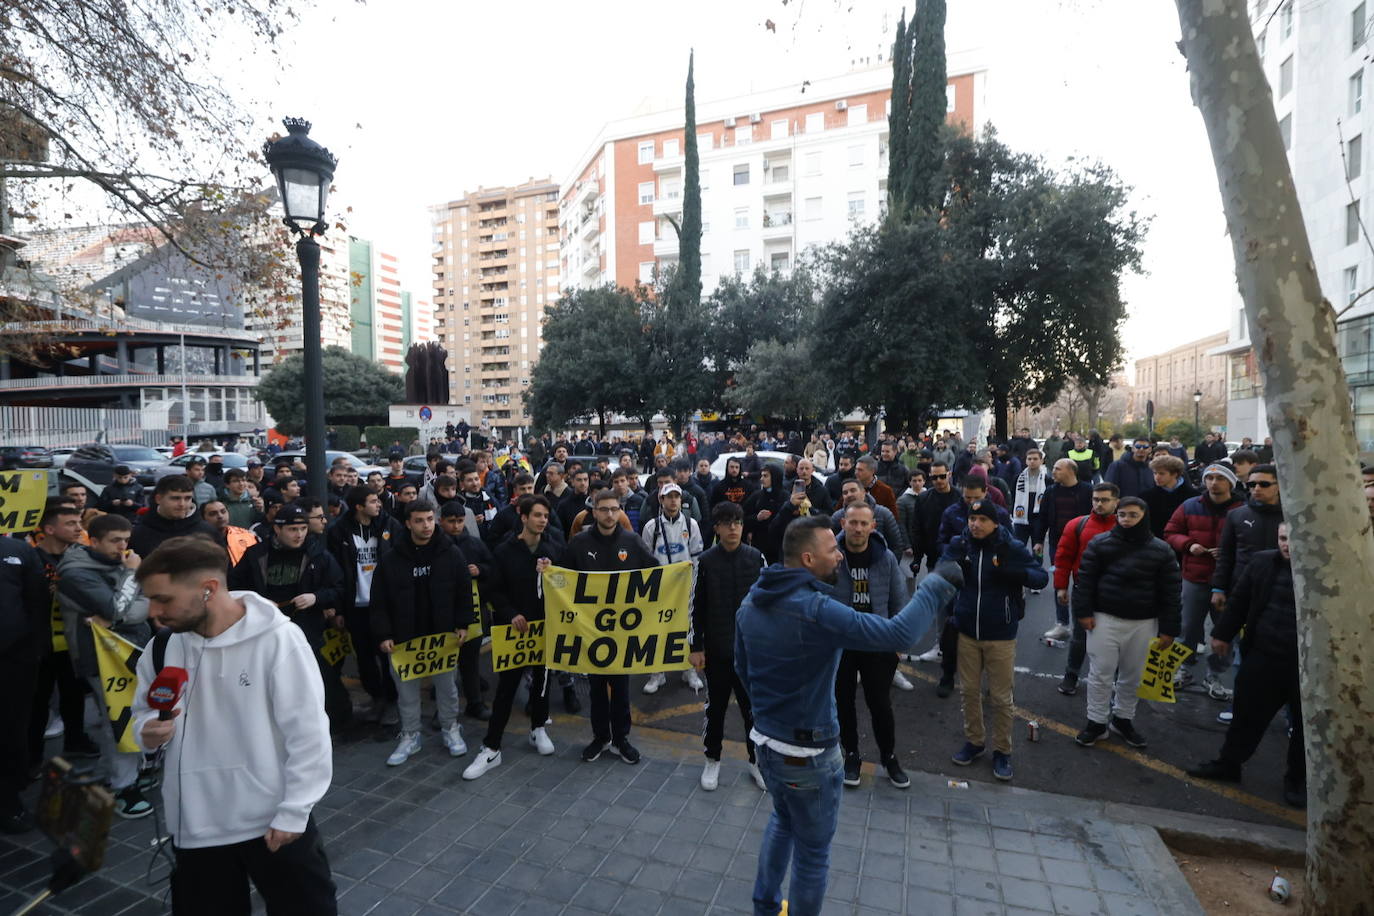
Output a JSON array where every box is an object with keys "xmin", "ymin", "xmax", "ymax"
[{"xmin": 0, "ymin": 406, "xmax": 162, "ymax": 448}]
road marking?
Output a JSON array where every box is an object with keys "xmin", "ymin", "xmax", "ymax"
[
  {"xmin": 899, "ymin": 664, "xmax": 1305, "ymax": 828},
  {"xmin": 632, "ymin": 701, "xmax": 705, "ymax": 726}
]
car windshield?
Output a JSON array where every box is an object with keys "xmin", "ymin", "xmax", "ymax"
[{"xmin": 112, "ymin": 446, "xmax": 162, "ymax": 462}]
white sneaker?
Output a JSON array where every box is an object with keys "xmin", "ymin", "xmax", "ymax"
[
  {"xmin": 916, "ymin": 645, "xmax": 943, "ymax": 663},
  {"xmin": 682, "ymin": 669, "xmax": 705, "ymax": 692},
  {"xmin": 462, "ymin": 747, "xmax": 502, "ymax": 780},
  {"xmin": 386, "ymin": 731, "xmax": 421, "ymax": 766},
  {"xmin": 642, "ymin": 673, "xmax": 667, "ymax": 694},
  {"xmin": 892, "ymin": 671, "xmax": 915, "ymax": 691},
  {"xmin": 43, "ymin": 712, "xmax": 64, "ymax": 740},
  {"xmin": 1043, "ymin": 623, "xmax": 1072, "ymax": 641},
  {"xmin": 530, "ymin": 727, "xmax": 555, "ymax": 756},
  {"xmin": 701, "ymin": 759, "xmax": 721, "ymax": 791},
  {"xmin": 748, "ymin": 761, "xmax": 768, "ymax": 792},
  {"xmin": 442, "ymin": 723, "xmax": 467, "ymax": 757},
  {"xmin": 1204, "ymin": 674, "xmax": 1234, "ymax": 701}
]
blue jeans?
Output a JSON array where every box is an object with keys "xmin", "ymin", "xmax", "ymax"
[
  {"xmin": 752, "ymin": 743, "xmax": 844, "ymax": 916},
  {"xmin": 1181, "ymin": 580, "xmax": 1230, "ymax": 674}
]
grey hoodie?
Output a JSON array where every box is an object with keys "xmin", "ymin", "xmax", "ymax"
[{"xmin": 57, "ymin": 545, "xmax": 150, "ymax": 678}]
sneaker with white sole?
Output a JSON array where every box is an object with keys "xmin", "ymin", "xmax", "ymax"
[
  {"xmin": 1043, "ymin": 623, "xmax": 1071, "ymax": 641},
  {"xmin": 642, "ymin": 673, "xmax": 666, "ymax": 694},
  {"xmin": 1204, "ymin": 674, "xmax": 1234, "ymax": 701},
  {"xmin": 386, "ymin": 731, "xmax": 422, "ymax": 766},
  {"xmin": 700, "ymin": 759, "xmax": 721, "ymax": 791},
  {"xmin": 462, "ymin": 746, "xmax": 502, "ymax": 780},
  {"xmin": 682, "ymin": 669, "xmax": 705, "ymax": 692},
  {"xmin": 442, "ymin": 723, "xmax": 467, "ymax": 757},
  {"xmin": 748, "ymin": 761, "xmax": 767, "ymax": 791},
  {"xmin": 892, "ymin": 671, "xmax": 915, "ymax": 691},
  {"xmin": 43, "ymin": 713, "xmax": 64, "ymax": 741},
  {"xmin": 1174, "ymin": 666, "xmax": 1195, "ymax": 690},
  {"xmin": 1217, "ymin": 709, "xmax": 1233, "ymax": 724},
  {"xmin": 530, "ymin": 727, "xmax": 555, "ymax": 756},
  {"xmin": 915, "ymin": 645, "xmax": 943, "ymax": 663}
]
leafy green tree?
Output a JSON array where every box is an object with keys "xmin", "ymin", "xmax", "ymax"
[
  {"xmin": 906, "ymin": 0, "xmax": 948, "ymax": 211},
  {"xmin": 523, "ymin": 285, "xmax": 648, "ymax": 436},
  {"xmin": 256, "ymin": 346, "xmax": 403, "ymax": 435},
  {"xmin": 703, "ymin": 265, "xmax": 819, "ymax": 411},
  {"xmin": 727, "ymin": 337, "xmax": 842, "ymax": 425}
]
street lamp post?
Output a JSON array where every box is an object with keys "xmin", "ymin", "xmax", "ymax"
[
  {"xmin": 1193, "ymin": 389, "xmax": 1203, "ymax": 447},
  {"xmin": 263, "ymin": 118, "xmax": 337, "ymax": 505}
]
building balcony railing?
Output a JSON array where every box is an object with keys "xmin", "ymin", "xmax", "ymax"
[
  {"xmin": 0, "ymin": 372, "xmax": 259, "ymax": 391},
  {"xmin": 652, "ymin": 195, "xmax": 683, "ymax": 218},
  {"xmin": 653, "ymin": 236, "xmax": 680, "ymax": 258},
  {"xmin": 0, "ymin": 317, "xmax": 259, "ymax": 343}
]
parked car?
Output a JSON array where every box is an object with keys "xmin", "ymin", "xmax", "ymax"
[
  {"xmin": 0, "ymin": 446, "xmax": 54, "ymax": 470},
  {"xmin": 272, "ymin": 450, "xmax": 386, "ymax": 479},
  {"xmin": 152, "ymin": 451, "xmax": 250, "ymax": 483},
  {"xmin": 62, "ymin": 443, "xmax": 165, "ymax": 493},
  {"xmin": 47, "ymin": 447, "xmax": 79, "ymax": 470},
  {"xmin": 709, "ymin": 450, "xmax": 827, "ymax": 483}
]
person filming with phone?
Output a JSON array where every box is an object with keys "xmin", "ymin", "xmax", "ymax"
[{"xmin": 132, "ymin": 536, "xmax": 337, "ymax": 915}]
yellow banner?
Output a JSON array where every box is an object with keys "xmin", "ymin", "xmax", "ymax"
[
  {"xmin": 320, "ymin": 627, "xmax": 354, "ymax": 667},
  {"xmin": 389, "ymin": 631, "xmax": 465, "ymax": 682},
  {"xmin": 1136, "ymin": 638, "xmax": 1195, "ymax": 703},
  {"xmin": 0, "ymin": 470, "xmax": 48, "ymax": 535},
  {"xmin": 90, "ymin": 622, "xmax": 143, "ymax": 753},
  {"xmin": 491, "ymin": 621, "xmax": 546, "ymax": 672},
  {"xmin": 540, "ymin": 564, "xmax": 692, "ymax": 675}
]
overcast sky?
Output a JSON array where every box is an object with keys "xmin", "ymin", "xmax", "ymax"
[{"xmin": 248, "ymin": 0, "xmax": 1238, "ymax": 372}]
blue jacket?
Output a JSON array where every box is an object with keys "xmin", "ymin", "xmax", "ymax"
[
  {"xmin": 1104, "ymin": 455, "xmax": 1154, "ymax": 499},
  {"xmin": 936, "ymin": 498, "xmax": 1012, "ymax": 553},
  {"xmin": 829, "ymin": 532, "xmax": 905, "ymax": 618},
  {"xmin": 735, "ymin": 565, "xmax": 955, "ymax": 748},
  {"xmin": 941, "ymin": 526, "xmax": 1048, "ymax": 641}
]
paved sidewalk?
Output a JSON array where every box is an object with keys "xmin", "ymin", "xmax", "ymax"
[{"xmin": 0, "ymin": 714, "xmax": 1204, "ymax": 915}]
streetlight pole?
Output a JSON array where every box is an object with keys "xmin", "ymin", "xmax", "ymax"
[
  {"xmin": 263, "ymin": 117, "xmax": 337, "ymax": 506},
  {"xmin": 1193, "ymin": 389, "xmax": 1203, "ymax": 448}
]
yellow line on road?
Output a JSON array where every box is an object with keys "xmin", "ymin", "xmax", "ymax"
[
  {"xmin": 898, "ymin": 664, "xmax": 1305, "ymax": 828},
  {"xmin": 633, "ymin": 701, "xmax": 706, "ymax": 726}
]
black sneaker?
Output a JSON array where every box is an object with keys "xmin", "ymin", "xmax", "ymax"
[
  {"xmin": 1186, "ymin": 759, "xmax": 1242, "ymax": 782},
  {"xmin": 563, "ymin": 686, "xmax": 582, "ymax": 715},
  {"xmin": 1056, "ymin": 673, "xmax": 1079, "ymax": 696},
  {"xmin": 581, "ymin": 738, "xmax": 609, "ymax": 762},
  {"xmin": 1075, "ymin": 721, "xmax": 1108, "ymax": 747},
  {"xmin": 465, "ymin": 704, "xmax": 491, "ymax": 722},
  {"xmin": 115, "ymin": 786, "xmax": 153, "ymax": 820},
  {"xmin": 882, "ymin": 756, "xmax": 910, "ymax": 789},
  {"xmin": 612, "ymin": 739, "xmax": 641, "ymax": 765},
  {"xmin": 1109, "ymin": 716, "xmax": 1147, "ymax": 748},
  {"xmin": 936, "ymin": 675, "xmax": 955, "ymax": 699},
  {"xmin": 136, "ymin": 768, "xmax": 162, "ymax": 792},
  {"xmin": 61, "ymin": 735, "xmax": 101, "ymax": 760},
  {"xmin": 843, "ymin": 752, "xmax": 862, "ymax": 787}
]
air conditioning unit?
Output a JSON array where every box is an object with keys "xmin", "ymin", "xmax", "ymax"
[
  {"xmin": 724, "ymin": 116, "xmax": 737, "ymax": 128},
  {"xmin": 835, "ymin": 100, "xmax": 849, "ymax": 111},
  {"xmin": 750, "ymin": 113, "xmax": 762, "ymax": 124}
]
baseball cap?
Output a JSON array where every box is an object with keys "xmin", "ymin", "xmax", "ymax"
[
  {"xmin": 966, "ymin": 500, "xmax": 1000, "ymax": 523},
  {"xmin": 247, "ymin": 458, "xmax": 262, "ymax": 467},
  {"xmin": 659, "ymin": 482, "xmax": 683, "ymax": 496},
  {"xmin": 274, "ymin": 503, "xmax": 309, "ymax": 526}
]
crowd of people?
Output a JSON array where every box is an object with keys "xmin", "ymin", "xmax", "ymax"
[{"xmin": 0, "ymin": 421, "xmax": 1334, "ymax": 914}]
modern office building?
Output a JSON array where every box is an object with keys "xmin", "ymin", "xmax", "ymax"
[
  {"xmin": 557, "ymin": 58, "xmax": 986, "ymax": 295},
  {"xmin": 430, "ymin": 179, "xmax": 562, "ymax": 426}
]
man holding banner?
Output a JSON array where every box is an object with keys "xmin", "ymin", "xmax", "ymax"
[
  {"xmin": 57, "ymin": 513, "xmax": 153, "ymax": 818},
  {"xmin": 463, "ymin": 494, "xmax": 562, "ymax": 780},
  {"xmin": 370, "ymin": 499, "xmax": 476, "ymax": 767}
]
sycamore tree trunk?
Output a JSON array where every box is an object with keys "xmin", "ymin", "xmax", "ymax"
[{"xmin": 1176, "ymin": 3, "xmax": 1374, "ymax": 911}]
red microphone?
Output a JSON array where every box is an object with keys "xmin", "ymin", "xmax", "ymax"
[{"xmin": 148, "ymin": 667, "xmax": 189, "ymax": 721}]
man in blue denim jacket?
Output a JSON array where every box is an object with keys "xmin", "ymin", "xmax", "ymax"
[{"xmin": 735, "ymin": 515, "xmax": 963, "ymax": 916}]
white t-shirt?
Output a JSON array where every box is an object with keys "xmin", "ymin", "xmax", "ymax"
[{"xmin": 352, "ymin": 531, "xmax": 379, "ymax": 606}]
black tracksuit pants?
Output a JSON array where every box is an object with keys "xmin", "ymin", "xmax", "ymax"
[
  {"xmin": 343, "ymin": 604, "xmax": 395, "ymax": 703},
  {"xmin": 27, "ymin": 649, "xmax": 87, "ymax": 767},
  {"xmin": 589, "ymin": 674, "xmax": 631, "ymax": 742},
  {"xmin": 292, "ymin": 613, "xmax": 351, "ymax": 731},
  {"xmin": 171, "ymin": 816, "xmax": 336, "ymax": 915},
  {"xmin": 1219, "ymin": 648, "xmax": 1305, "ymax": 784},
  {"xmin": 0, "ymin": 642, "xmax": 39, "ymax": 816},
  {"xmin": 836, "ymin": 650, "xmax": 899, "ymax": 759},
  {"xmin": 484, "ymin": 665, "xmax": 549, "ymax": 751},
  {"xmin": 702, "ymin": 655, "xmax": 755, "ymax": 763}
]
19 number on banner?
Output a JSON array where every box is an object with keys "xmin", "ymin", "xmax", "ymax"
[
  {"xmin": 89, "ymin": 622, "xmax": 143, "ymax": 753},
  {"xmin": 539, "ymin": 565, "xmax": 693, "ymax": 675}
]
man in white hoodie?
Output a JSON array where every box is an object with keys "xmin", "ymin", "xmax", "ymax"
[
  {"xmin": 639, "ymin": 483, "xmax": 705, "ymax": 695},
  {"xmin": 133, "ymin": 535, "xmax": 336, "ymax": 914}
]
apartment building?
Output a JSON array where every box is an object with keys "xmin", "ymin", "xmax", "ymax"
[
  {"xmin": 558, "ymin": 58, "xmax": 986, "ymax": 295},
  {"xmin": 430, "ymin": 179, "xmax": 561, "ymax": 425},
  {"xmin": 1134, "ymin": 331, "xmax": 1230, "ymax": 418}
]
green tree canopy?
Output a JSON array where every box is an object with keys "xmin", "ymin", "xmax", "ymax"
[{"xmin": 256, "ymin": 346, "xmax": 404, "ymax": 435}]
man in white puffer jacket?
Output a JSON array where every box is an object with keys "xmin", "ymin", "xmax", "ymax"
[
  {"xmin": 132, "ymin": 535, "xmax": 336, "ymax": 915},
  {"xmin": 639, "ymin": 483, "xmax": 705, "ymax": 695}
]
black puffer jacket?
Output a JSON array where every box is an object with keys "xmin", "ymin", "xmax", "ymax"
[
  {"xmin": 369, "ymin": 535, "xmax": 475, "ymax": 644},
  {"xmin": 228, "ymin": 537, "xmax": 344, "ymax": 613},
  {"xmin": 1072, "ymin": 519, "xmax": 1182, "ymax": 635},
  {"xmin": 691, "ymin": 542, "xmax": 765, "ymax": 658},
  {"xmin": 912, "ymin": 488, "xmax": 960, "ymax": 568},
  {"xmin": 129, "ymin": 511, "xmax": 217, "ymax": 558},
  {"xmin": 1210, "ymin": 499, "xmax": 1284, "ymax": 593},
  {"xmin": 0, "ymin": 537, "xmax": 49, "ymax": 655},
  {"xmin": 489, "ymin": 534, "xmax": 563, "ymax": 624}
]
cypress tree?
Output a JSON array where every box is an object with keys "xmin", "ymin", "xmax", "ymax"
[
  {"xmin": 678, "ymin": 50, "xmax": 702, "ymax": 307},
  {"xmin": 907, "ymin": 0, "xmax": 947, "ymax": 211},
  {"xmin": 885, "ymin": 10, "xmax": 911, "ymax": 217}
]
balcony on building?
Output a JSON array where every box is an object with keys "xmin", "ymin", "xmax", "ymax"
[
  {"xmin": 654, "ymin": 234, "xmax": 680, "ymax": 258},
  {"xmin": 653, "ymin": 193, "xmax": 683, "ymax": 219},
  {"xmin": 573, "ymin": 178, "xmax": 599, "ymax": 208}
]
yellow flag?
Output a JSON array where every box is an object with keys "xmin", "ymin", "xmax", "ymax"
[
  {"xmin": 90, "ymin": 622, "xmax": 143, "ymax": 753},
  {"xmin": 540, "ymin": 564, "xmax": 693, "ymax": 675},
  {"xmin": 1136, "ymin": 638, "xmax": 1195, "ymax": 703},
  {"xmin": 0, "ymin": 470, "xmax": 49, "ymax": 535},
  {"xmin": 320, "ymin": 628, "xmax": 354, "ymax": 667},
  {"xmin": 389, "ymin": 632, "xmax": 463, "ymax": 682},
  {"xmin": 491, "ymin": 621, "xmax": 546, "ymax": 672}
]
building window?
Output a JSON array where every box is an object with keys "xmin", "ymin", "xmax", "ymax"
[
  {"xmin": 771, "ymin": 119, "xmax": 789, "ymax": 140},
  {"xmin": 805, "ymin": 112, "xmax": 825, "ymax": 134},
  {"xmin": 697, "ymin": 132, "xmax": 713, "ymax": 151},
  {"xmin": 1356, "ymin": 2, "xmax": 1367, "ymax": 52},
  {"xmin": 1350, "ymin": 134, "xmax": 1363, "ymax": 179},
  {"xmin": 770, "ymin": 251, "xmax": 791, "ymax": 273},
  {"xmin": 1347, "ymin": 265, "xmax": 1360, "ymax": 304},
  {"xmin": 638, "ymin": 221, "xmax": 655, "ymax": 245},
  {"xmin": 639, "ymin": 261, "xmax": 655, "ymax": 283},
  {"xmin": 805, "ymin": 151, "xmax": 822, "ymax": 176},
  {"xmin": 638, "ymin": 140, "xmax": 655, "ymax": 164},
  {"xmin": 736, "ymin": 125, "xmax": 753, "ymax": 145},
  {"xmin": 734, "ymin": 250, "xmax": 751, "ymax": 275},
  {"xmin": 847, "ymin": 103, "xmax": 868, "ymax": 127},
  {"xmin": 848, "ymin": 144, "xmax": 864, "ymax": 167},
  {"xmin": 1280, "ymin": 1, "xmax": 1293, "ymax": 39},
  {"xmin": 1279, "ymin": 55, "xmax": 1293, "ymax": 97},
  {"xmin": 735, "ymin": 208, "xmax": 750, "ymax": 229},
  {"xmin": 847, "ymin": 192, "xmax": 866, "ymax": 218},
  {"xmin": 733, "ymin": 164, "xmax": 750, "ymax": 186},
  {"xmin": 804, "ymin": 196, "xmax": 823, "ymax": 221},
  {"xmin": 664, "ymin": 138, "xmax": 680, "ymax": 158},
  {"xmin": 1352, "ymin": 70, "xmax": 1365, "ymax": 116},
  {"xmin": 638, "ymin": 182, "xmax": 655, "ymax": 205},
  {"xmin": 1348, "ymin": 201, "xmax": 1362, "ymax": 246},
  {"xmin": 1279, "ymin": 113, "xmax": 1292, "ymax": 149}
]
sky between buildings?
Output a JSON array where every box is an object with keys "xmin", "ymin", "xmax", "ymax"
[{"xmin": 241, "ymin": 0, "xmax": 1240, "ymax": 372}]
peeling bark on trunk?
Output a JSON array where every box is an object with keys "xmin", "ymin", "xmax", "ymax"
[{"xmin": 1175, "ymin": 2, "xmax": 1374, "ymax": 911}]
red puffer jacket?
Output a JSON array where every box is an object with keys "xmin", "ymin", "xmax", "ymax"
[
  {"xmin": 1051, "ymin": 512, "xmax": 1116, "ymax": 590},
  {"xmin": 1163, "ymin": 494, "xmax": 1244, "ymax": 584}
]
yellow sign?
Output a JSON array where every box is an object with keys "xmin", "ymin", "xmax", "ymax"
[
  {"xmin": 389, "ymin": 631, "xmax": 465, "ymax": 682},
  {"xmin": 90, "ymin": 622, "xmax": 143, "ymax": 753},
  {"xmin": 491, "ymin": 621, "xmax": 546, "ymax": 672},
  {"xmin": 320, "ymin": 628, "xmax": 354, "ymax": 667},
  {"xmin": 540, "ymin": 564, "xmax": 692, "ymax": 675},
  {"xmin": 1136, "ymin": 638, "xmax": 1195, "ymax": 703},
  {"xmin": 0, "ymin": 470, "xmax": 49, "ymax": 535}
]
